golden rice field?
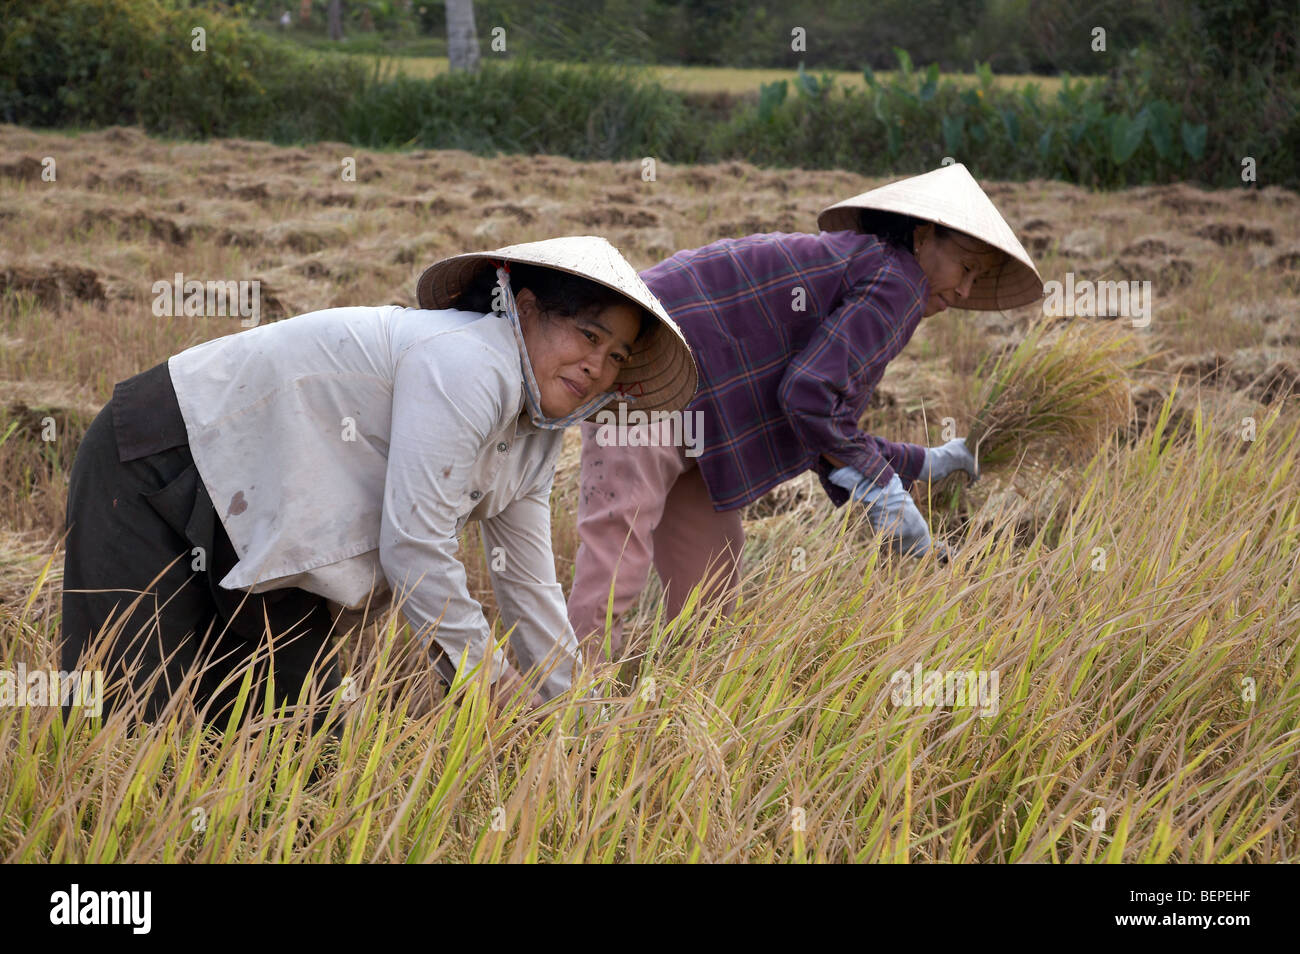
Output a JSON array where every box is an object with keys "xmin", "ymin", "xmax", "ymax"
[{"xmin": 1, "ymin": 123, "xmax": 1297, "ymax": 861}]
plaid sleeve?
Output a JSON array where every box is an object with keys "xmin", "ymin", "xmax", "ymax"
[
  {"xmin": 777, "ymin": 265, "xmax": 926, "ymax": 505},
  {"xmin": 873, "ymin": 437, "xmax": 927, "ymax": 489}
]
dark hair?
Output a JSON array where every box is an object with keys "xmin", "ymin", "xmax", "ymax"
[
  {"xmin": 857, "ymin": 210, "xmax": 953, "ymax": 254},
  {"xmin": 458, "ymin": 262, "xmax": 655, "ymax": 344}
]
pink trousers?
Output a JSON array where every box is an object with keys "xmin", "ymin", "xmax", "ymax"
[{"xmin": 568, "ymin": 419, "xmax": 744, "ymax": 660}]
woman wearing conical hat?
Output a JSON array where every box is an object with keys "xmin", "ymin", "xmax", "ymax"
[
  {"xmin": 60, "ymin": 236, "xmax": 696, "ymax": 731},
  {"xmin": 569, "ymin": 163, "xmax": 1043, "ymax": 664}
]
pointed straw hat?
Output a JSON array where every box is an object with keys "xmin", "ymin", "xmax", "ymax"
[
  {"xmin": 817, "ymin": 163, "xmax": 1044, "ymax": 311},
  {"xmin": 417, "ymin": 235, "xmax": 697, "ymax": 418}
]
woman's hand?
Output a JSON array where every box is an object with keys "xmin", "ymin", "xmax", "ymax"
[
  {"xmin": 919, "ymin": 437, "xmax": 979, "ymax": 484},
  {"xmin": 828, "ymin": 467, "xmax": 939, "ymax": 558}
]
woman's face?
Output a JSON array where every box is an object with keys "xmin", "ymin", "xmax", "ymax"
[
  {"xmin": 911, "ymin": 224, "xmax": 1004, "ymax": 316},
  {"xmin": 516, "ymin": 288, "xmax": 642, "ymax": 418}
]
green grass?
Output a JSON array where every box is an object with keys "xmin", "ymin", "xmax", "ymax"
[{"xmin": 354, "ymin": 54, "xmax": 1067, "ymax": 97}]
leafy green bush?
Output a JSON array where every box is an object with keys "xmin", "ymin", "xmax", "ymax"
[
  {"xmin": 1138, "ymin": 0, "xmax": 1299, "ymax": 188},
  {"xmin": 715, "ymin": 52, "xmax": 1226, "ymax": 188},
  {"xmin": 0, "ymin": 0, "xmax": 369, "ymax": 141},
  {"xmin": 342, "ymin": 58, "xmax": 700, "ymax": 161}
]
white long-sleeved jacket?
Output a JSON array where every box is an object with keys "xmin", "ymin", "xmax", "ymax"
[{"xmin": 167, "ymin": 304, "xmax": 579, "ymax": 699}]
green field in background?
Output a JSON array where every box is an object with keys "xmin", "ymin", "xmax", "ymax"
[{"xmin": 359, "ymin": 55, "xmax": 1068, "ymax": 96}]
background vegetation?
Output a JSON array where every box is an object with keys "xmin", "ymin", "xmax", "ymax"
[
  {"xmin": 2, "ymin": 0, "xmax": 1295, "ymax": 188},
  {"xmin": 234, "ymin": 0, "xmax": 1159, "ymax": 76}
]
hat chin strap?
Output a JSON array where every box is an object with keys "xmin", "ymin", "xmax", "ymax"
[{"xmin": 495, "ymin": 266, "xmax": 618, "ymax": 429}]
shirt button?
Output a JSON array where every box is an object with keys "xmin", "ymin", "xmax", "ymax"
[
  {"xmin": 496, "ymin": 442, "xmax": 509, "ymax": 452},
  {"xmin": 469, "ymin": 490, "xmax": 482, "ymax": 500}
]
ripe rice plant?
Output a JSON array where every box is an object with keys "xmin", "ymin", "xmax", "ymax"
[
  {"xmin": 5, "ymin": 398, "xmax": 1299, "ymax": 862},
  {"xmin": 967, "ymin": 317, "xmax": 1141, "ymax": 469}
]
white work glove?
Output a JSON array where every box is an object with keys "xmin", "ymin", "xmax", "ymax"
[
  {"xmin": 829, "ymin": 466, "xmax": 951, "ymax": 561},
  {"xmin": 918, "ymin": 437, "xmax": 979, "ymax": 484}
]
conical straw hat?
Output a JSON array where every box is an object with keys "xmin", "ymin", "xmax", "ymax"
[
  {"xmin": 818, "ymin": 163, "xmax": 1044, "ymax": 311},
  {"xmin": 417, "ymin": 235, "xmax": 697, "ymax": 417}
]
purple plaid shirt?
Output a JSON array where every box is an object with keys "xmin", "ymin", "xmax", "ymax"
[{"xmin": 640, "ymin": 230, "xmax": 930, "ymax": 511}]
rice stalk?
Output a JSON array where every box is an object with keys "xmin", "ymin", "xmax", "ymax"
[{"xmin": 967, "ymin": 317, "xmax": 1142, "ymax": 469}]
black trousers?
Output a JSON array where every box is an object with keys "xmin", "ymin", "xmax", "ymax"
[{"xmin": 60, "ymin": 360, "xmax": 344, "ymax": 736}]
